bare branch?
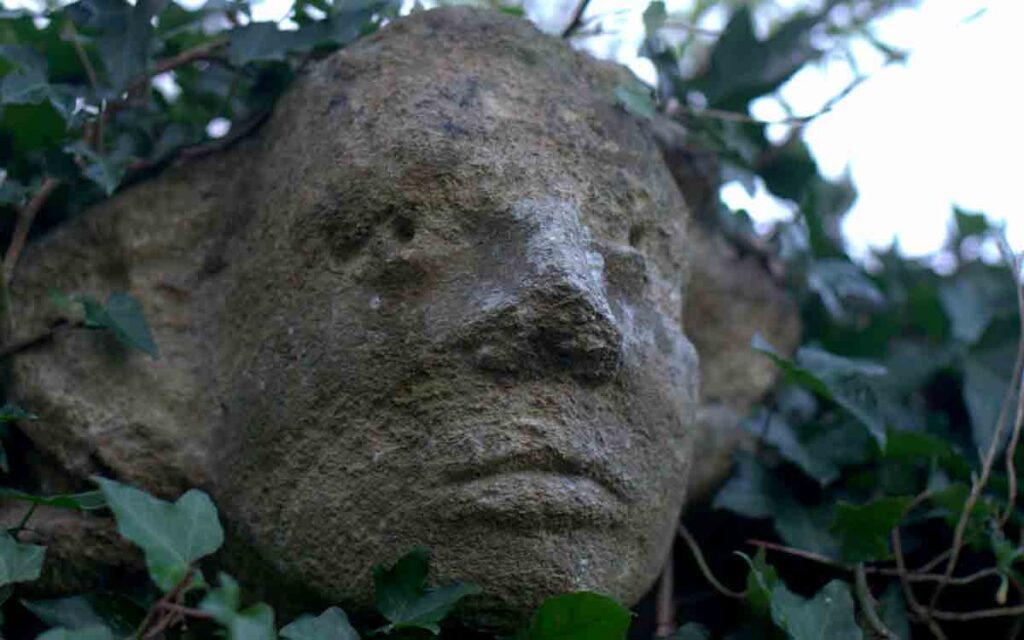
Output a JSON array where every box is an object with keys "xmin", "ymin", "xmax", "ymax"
[
  {"xmin": 930, "ymin": 239, "xmax": 1024, "ymax": 611},
  {"xmin": 892, "ymin": 529, "xmax": 946, "ymax": 640},
  {"xmin": 855, "ymin": 564, "xmax": 898, "ymax": 640},
  {"xmin": 679, "ymin": 523, "xmax": 745, "ymax": 600},
  {"xmin": 655, "ymin": 548, "xmax": 676, "ymax": 637},
  {"xmin": 4, "ymin": 177, "xmax": 61, "ymax": 286},
  {"xmin": 561, "ymin": 0, "xmax": 592, "ymax": 39}
]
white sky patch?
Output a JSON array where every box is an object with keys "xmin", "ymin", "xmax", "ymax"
[{"xmin": 528, "ymin": 0, "xmax": 1024, "ymax": 258}]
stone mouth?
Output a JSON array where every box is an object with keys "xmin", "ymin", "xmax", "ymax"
[
  {"xmin": 443, "ymin": 446, "xmax": 633, "ymax": 504},
  {"xmin": 435, "ymin": 470, "xmax": 627, "ymax": 528}
]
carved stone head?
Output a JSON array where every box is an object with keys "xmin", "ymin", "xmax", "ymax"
[{"xmin": 10, "ymin": 7, "xmax": 698, "ymax": 625}]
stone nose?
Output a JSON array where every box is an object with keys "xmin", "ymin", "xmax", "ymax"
[{"xmin": 463, "ymin": 198, "xmax": 624, "ymax": 381}]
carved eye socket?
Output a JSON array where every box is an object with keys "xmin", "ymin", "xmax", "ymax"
[
  {"xmin": 391, "ymin": 216, "xmax": 416, "ymax": 243},
  {"xmin": 600, "ymin": 244, "xmax": 649, "ymax": 295}
]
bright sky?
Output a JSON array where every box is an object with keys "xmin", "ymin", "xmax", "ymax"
[{"xmin": 525, "ymin": 0, "xmax": 1023, "ymax": 260}]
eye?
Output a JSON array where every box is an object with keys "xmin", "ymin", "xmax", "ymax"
[
  {"xmin": 600, "ymin": 244, "xmax": 649, "ymax": 295},
  {"xmin": 391, "ymin": 215, "xmax": 416, "ymax": 243}
]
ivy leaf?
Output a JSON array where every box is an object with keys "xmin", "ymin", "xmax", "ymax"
[
  {"xmin": 876, "ymin": 584, "xmax": 911, "ymax": 640},
  {"xmin": 770, "ymin": 580, "xmax": 863, "ymax": 640},
  {"xmin": 0, "ymin": 488, "xmax": 105, "ymax": 511},
  {"xmin": 373, "ymin": 547, "xmax": 481, "ymax": 635},
  {"xmin": 831, "ymin": 497, "xmax": 912, "ymax": 563},
  {"xmin": 520, "ymin": 592, "xmax": 631, "ymax": 640},
  {"xmin": 0, "ymin": 45, "xmax": 49, "ymax": 105},
  {"xmin": 228, "ymin": 23, "xmax": 297, "ymax": 65},
  {"xmin": 737, "ymin": 549, "xmax": 778, "ymax": 617},
  {"xmin": 63, "ymin": 143, "xmax": 129, "ymax": 196},
  {"xmin": 753, "ymin": 335, "xmax": 892, "ymax": 448},
  {"xmin": 807, "ymin": 259, "xmax": 886, "ymax": 322},
  {"xmin": 668, "ymin": 623, "xmax": 709, "ymax": 640},
  {"xmin": 693, "ymin": 6, "xmax": 822, "ymax": 110},
  {"xmin": 0, "ymin": 531, "xmax": 45, "ymax": 587},
  {"xmin": 280, "ymin": 607, "xmax": 359, "ymax": 640},
  {"xmin": 36, "ymin": 626, "xmax": 114, "ymax": 640},
  {"xmin": 22, "ymin": 593, "xmax": 144, "ymax": 636},
  {"xmin": 963, "ymin": 351, "xmax": 1017, "ymax": 455},
  {"xmin": 0, "ymin": 404, "xmax": 37, "ymax": 422},
  {"xmin": 715, "ymin": 456, "xmax": 839, "ymax": 557},
  {"xmin": 200, "ymin": 574, "xmax": 277, "ymax": 640},
  {"xmin": 76, "ymin": 292, "xmax": 159, "ymax": 358},
  {"xmin": 94, "ymin": 477, "xmax": 223, "ymax": 591},
  {"xmin": 614, "ymin": 83, "xmax": 656, "ymax": 120}
]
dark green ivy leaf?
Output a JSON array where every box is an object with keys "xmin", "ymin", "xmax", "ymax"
[
  {"xmin": 0, "ymin": 531, "xmax": 45, "ymax": 587},
  {"xmin": 36, "ymin": 626, "xmax": 113, "ymax": 640},
  {"xmin": 614, "ymin": 82, "xmax": 656, "ymax": 120},
  {"xmin": 22, "ymin": 593, "xmax": 144, "ymax": 636},
  {"xmin": 770, "ymin": 580, "xmax": 862, "ymax": 640},
  {"xmin": 753, "ymin": 335, "xmax": 893, "ymax": 447},
  {"xmin": 668, "ymin": 623, "xmax": 709, "ymax": 640},
  {"xmin": 737, "ymin": 548, "xmax": 778, "ymax": 618},
  {"xmin": 63, "ymin": 142, "xmax": 130, "ymax": 196},
  {"xmin": 831, "ymin": 497, "xmax": 912, "ymax": 563},
  {"xmin": 228, "ymin": 22, "xmax": 299, "ymax": 65},
  {"xmin": 0, "ymin": 404, "xmax": 37, "ymax": 422},
  {"xmin": 75, "ymin": 292, "xmax": 159, "ymax": 357},
  {"xmin": 200, "ymin": 573, "xmax": 277, "ymax": 640},
  {"xmin": 94, "ymin": 477, "xmax": 223, "ymax": 591},
  {"xmin": 373, "ymin": 547, "xmax": 482, "ymax": 635},
  {"xmin": 520, "ymin": 592, "xmax": 631, "ymax": 640},
  {"xmin": 280, "ymin": 607, "xmax": 359, "ymax": 640},
  {"xmin": 692, "ymin": 6, "xmax": 822, "ymax": 110}
]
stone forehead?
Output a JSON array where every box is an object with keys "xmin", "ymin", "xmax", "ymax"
[{"xmin": 246, "ymin": 7, "xmax": 690, "ymax": 273}]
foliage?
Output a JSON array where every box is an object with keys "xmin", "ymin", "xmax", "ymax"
[{"xmin": 0, "ymin": 0, "xmax": 1021, "ymax": 638}]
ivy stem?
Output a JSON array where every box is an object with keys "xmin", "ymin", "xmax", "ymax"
[
  {"xmin": 133, "ymin": 567, "xmax": 196, "ymax": 640},
  {"xmin": 3, "ymin": 177, "xmax": 61, "ymax": 286},
  {"xmin": 655, "ymin": 548, "xmax": 675, "ymax": 637},
  {"xmin": 561, "ymin": 0, "xmax": 592, "ymax": 38},
  {"xmin": 929, "ymin": 240, "xmax": 1024, "ymax": 612},
  {"xmin": 678, "ymin": 523, "xmax": 745, "ymax": 600},
  {"xmin": 854, "ymin": 564, "xmax": 897, "ymax": 640}
]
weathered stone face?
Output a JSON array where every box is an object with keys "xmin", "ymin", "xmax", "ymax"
[
  {"xmin": 208, "ymin": 7, "xmax": 696, "ymax": 622},
  {"xmin": 4, "ymin": 5, "xmax": 801, "ymax": 628}
]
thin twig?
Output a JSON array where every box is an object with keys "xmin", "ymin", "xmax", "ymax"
[
  {"xmin": 655, "ymin": 548, "xmax": 675, "ymax": 638},
  {"xmin": 154, "ymin": 602, "xmax": 214, "ymax": 620},
  {"xmin": 660, "ymin": 19, "xmax": 721, "ymax": 37},
  {"xmin": 678, "ymin": 524, "xmax": 745, "ymax": 599},
  {"xmin": 747, "ymin": 539, "xmax": 1002, "ymax": 586},
  {"xmin": 892, "ymin": 529, "xmax": 946, "ymax": 639},
  {"xmin": 746, "ymin": 539, "xmax": 849, "ymax": 572},
  {"xmin": 930, "ymin": 603, "xmax": 1024, "ymax": 622},
  {"xmin": 3, "ymin": 177, "xmax": 61, "ymax": 286},
  {"xmin": 63, "ymin": 20, "xmax": 99, "ymax": 91},
  {"xmin": 125, "ymin": 36, "xmax": 230, "ymax": 97},
  {"xmin": 561, "ymin": 0, "xmax": 592, "ymax": 38},
  {"xmin": 133, "ymin": 567, "xmax": 196, "ymax": 640},
  {"xmin": 12, "ymin": 503, "xmax": 37, "ymax": 534},
  {"xmin": 930, "ymin": 248, "xmax": 1024, "ymax": 611},
  {"xmin": 998, "ymin": 237, "xmax": 1024, "ymax": 526},
  {"xmin": 0, "ymin": 320, "xmax": 79, "ymax": 360},
  {"xmin": 669, "ymin": 75, "xmax": 867, "ymax": 127},
  {"xmin": 855, "ymin": 564, "xmax": 898, "ymax": 640}
]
